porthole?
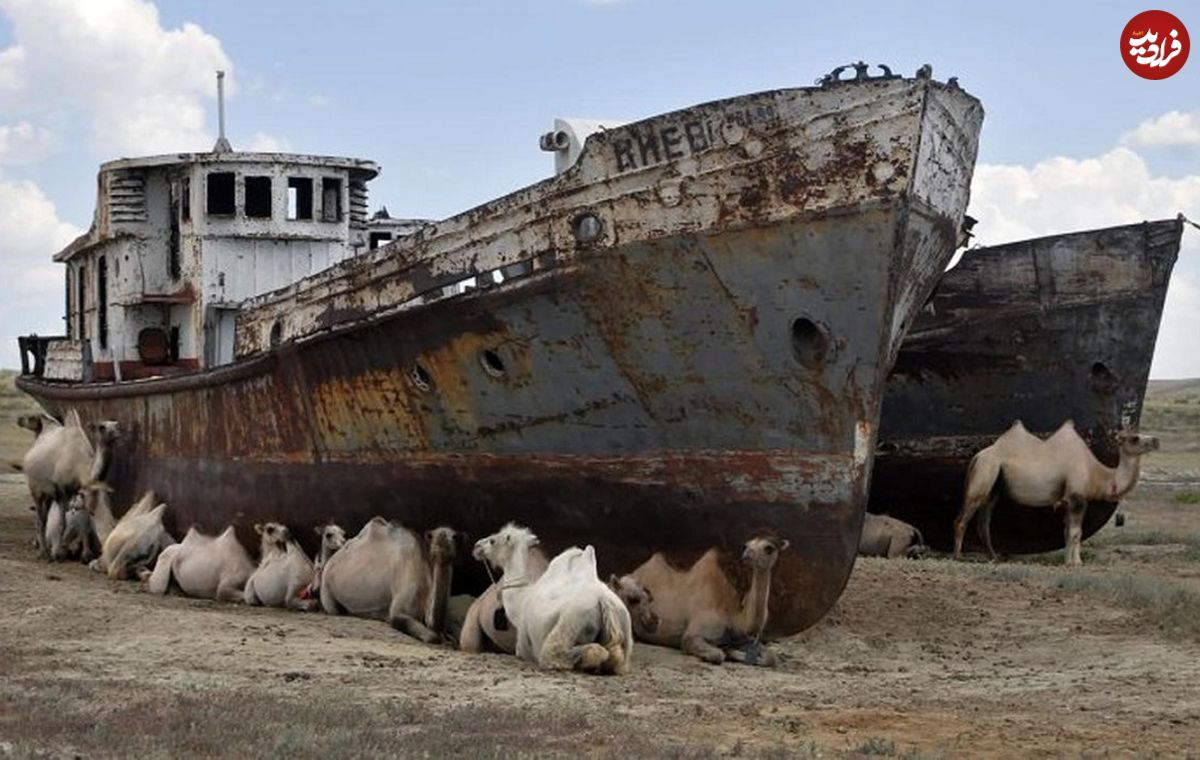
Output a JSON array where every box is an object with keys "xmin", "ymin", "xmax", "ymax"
[
  {"xmin": 572, "ymin": 212, "xmax": 604, "ymax": 245},
  {"xmin": 790, "ymin": 317, "xmax": 829, "ymax": 368},
  {"xmin": 410, "ymin": 363, "xmax": 433, "ymax": 391},
  {"xmin": 480, "ymin": 349, "xmax": 506, "ymax": 379},
  {"xmin": 269, "ymin": 321, "xmax": 283, "ymax": 348}
]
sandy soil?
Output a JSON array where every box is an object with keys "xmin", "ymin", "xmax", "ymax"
[{"xmin": 2, "ymin": 475, "xmax": 1199, "ymax": 758}]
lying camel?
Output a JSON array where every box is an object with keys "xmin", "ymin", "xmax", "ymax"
[
  {"xmin": 955, "ymin": 420, "xmax": 1160, "ymax": 566},
  {"xmin": 859, "ymin": 513, "xmax": 926, "ymax": 558},
  {"xmin": 244, "ymin": 522, "xmax": 317, "ymax": 610},
  {"xmin": 320, "ymin": 518, "xmax": 463, "ymax": 643},
  {"xmin": 460, "ymin": 540, "xmax": 549, "ymax": 653},
  {"xmin": 147, "ymin": 525, "xmax": 255, "ymax": 602},
  {"xmin": 93, "ymin": 492, "xmax": 174, "ymax": 580},
  {"xmin": 616, "ymin": 530, "xmax": 789, "ymax": 666},
  {"xmin": 21, "ymin": 410, "xmax": 118, "ymax": 556},
  {"xmin": 474, "ymin": 524, "xmax": 632, "ymax": 675},
  {"xmin": 61, "ymin": 496, "xmax": 101, "ymax": 563}
]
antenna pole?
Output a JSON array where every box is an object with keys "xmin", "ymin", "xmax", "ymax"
[{"xmin": 213, "ymin": 70, "xmax": 232, "ymax": 153}]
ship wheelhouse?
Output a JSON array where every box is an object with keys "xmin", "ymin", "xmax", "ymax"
[{"xmin": 21, "ymin": 151, "xmax": 380, "ymax": 382}]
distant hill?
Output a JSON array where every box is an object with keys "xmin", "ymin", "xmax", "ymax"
[
  {"xmin": 1144, "ymin": 378, "xmax": 1200, "ymax": 433},
  {"xmin": 1146, "ymin": 379, "xmax": 1200, "ymax": 403}
]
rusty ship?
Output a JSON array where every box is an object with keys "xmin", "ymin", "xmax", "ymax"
[
  {"xmin": 16, "ymin": 64, "xmax": 983, "ymax": 633},
  {"xmin": 871, "ymin": 218, "xmax": 1184, "ymax": 554}
]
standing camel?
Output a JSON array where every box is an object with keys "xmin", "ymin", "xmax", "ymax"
[{"xmin": 955, "ymin": 420, "xmax": 1159, "ymax": 566}]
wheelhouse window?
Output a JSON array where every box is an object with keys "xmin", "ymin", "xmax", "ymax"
[
  {"xmin": 321, "ymin": 177, "xmax": 342, "ymax": 222},
  {"xmin": 77, "ymin": 263, "xmax": 86, "ymax": 340},
  {"xmin": 98, "ymin": 256, "xmax": 108, "ymax": 350},
  {"xmin": 245, "ymin": 176, "xmax": 272, "ymax": 218},
  {"xmin": 287, "ymin": 177, "xmax": 313, "ymax": 220},
  {"xmin": 206, "ymin": 172, "xmax": 236, "ymax": 216},
  {"xmin": 181, "ymin": 176, "xmax": 191, "ymax": 221},
  {"xmin": 369, "ymin": 231, "xmax": 392, "ymax": 250}
]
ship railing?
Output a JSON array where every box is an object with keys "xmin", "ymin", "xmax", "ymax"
[{"xmin": 17, "ymin": 335, "xmax": 87, "ymax": 381}]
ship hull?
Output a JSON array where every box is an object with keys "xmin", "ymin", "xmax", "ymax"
[
  {"xmin": 871, "ymin": 220, "xmax": 1182, "ymax": 553},
  {"xmin": 19, "ymin": 75, "xmax": 983, "ymax": 633}
]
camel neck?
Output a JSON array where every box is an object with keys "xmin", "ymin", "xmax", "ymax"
[
  {"xmin": 1112, "ymin": 452, "xmax": 1142, "ymax": 498},
  {"xmin": 425, "ymin": 559, "xmax": 453, "ymax": 634},
  {"xmin": 92, "ymin": 493, "xmax": 115, "ymax": 543},
  {"xmin": 89, "ymin": 444, "xmax": 109, "ymax": 485},
  {"xmin": 737, "ymin": 566, "xmax": 772, "ymax": 637}
]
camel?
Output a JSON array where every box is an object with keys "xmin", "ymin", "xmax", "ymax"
[
  {"xmin": 16, "ymin": 412, "xmax": 60, "ymax": 436},
  {"xmin": 954, "ymin": 420, "xmax": 1160, "ymax": 566},
  {"xmin": 146, "ymin": 525, "xmax": 256, "ymax": 602},
  {"xmin": 93, "ymin": 492, "xmax": 175, "ymax": 580},
  {"xmin": 244, "ymin": 522, "xmax": 318, "ymax": 610},
  {"xmin": 61, "ymin": 495, "xmax": 101, "ymax": 564},
  {"xmin": 319, "ymin": 518, "xmax": 463, "ymax": 643},
  {"xmin": 21, "ymin": 409, "xmax": 119, "ymax": 557},
  {"xmin": 617, "ymin": 530, "xmax": 789, "ymax": 666},
  {"xmin": 608, "ymin": 574, "xmax": 660, "ymax": 635},
  {"xmin": 43, "ymin": 498, "xmax": 67, "ymax": 561},
  {"xmin": 859, "ymin": 513, "xmax": 926, "ymax": 558},
  {"xmin": 473, "ymin": 524, "xmax": 632, "ymax": 675},
  {"xmin": 302, "ymin": 522, "xmax": 347, "ymax": 600},
  {"xmin": 459, "ymin": 541, "xmax": 550, "ymax": 654}
]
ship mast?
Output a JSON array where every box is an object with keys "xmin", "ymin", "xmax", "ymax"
[{"xmin": 212, "ymin": 70, "xmax": 232, "ymax": 153}]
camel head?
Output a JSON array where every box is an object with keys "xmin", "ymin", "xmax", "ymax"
[
  {"xmin": 255, "ymin": 521, "xmax": 293, "ymax": 553},
  {"xmin": 315, "ymin": 523, "xmax": 347, "ymax": 556},
  {"xmin": 742, "ymin": 531, "xmax": 790, "ymax": 571},
  {"xmin": 425, "ymin": 526, "xmax": 467, "ymax": 565},
  {"xmin": 609, "ymin": 574, "xmax": 659, "ymax": 634},
  {"xmin": 473, "ymin": 522, "xmax": 538, "ymax": 572},
  {"xmin": 1116, "ymin": 431, "xmax": 1160, "ymax": 458},
  {"xmin": 89, "ymin": 420, "xmax": 121, "ymax": 445},
  {"xmin": 16, "ymin": 414, "xmax": 44, "ymax": 434}
]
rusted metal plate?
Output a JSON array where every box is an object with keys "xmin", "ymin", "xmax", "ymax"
[
  {"xmin": 872, "ymin": 219, "xmax": 1183, "ymax": 553},
  {"xmin": 19, "ymin": 71, "xmax": 983, "ymax": 634}
]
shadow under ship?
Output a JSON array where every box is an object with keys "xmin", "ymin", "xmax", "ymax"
[
  {"xmin": 17, "ymin": 65, "xmax": 983, "ymax": 633},
  {"xmin": 871, "ymin": 218, "xmax": 1184, "ymax": 554}
]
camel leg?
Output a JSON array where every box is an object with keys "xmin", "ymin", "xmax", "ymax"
[
  {"xmin": 216, "ymin": 578, "xmax": 246, "ymax": 603},
  {"xmin": 458, "ymin": 597, "xmax": 486, "ymax": 653},
  {"xmin": 1063, "ymin": 495, "xmax": 1086, "ymax": 567},
  {"xmin": 515, "ymin": 626, "xmax": 535, "ymax": 663},
  {"xmin": 145, "ymin": 544, "xmax": 180, "ymax": 594},
  {"xmin": 681, "ymin": 632, "xmax": 726, "ymax": 665},
  {"xmin": 390, "ymin": 613, "xmax": 440, "ymax": 644},
  {"xmin": 978, "ymin": 494, "xmax": 999, "ymax": 561},
  {"xmin": 539, "ymin": 616, "xmax": 609, "ymax": 673},
  {"xmin": 33, "ymin": 496, "xmax": 51, "ymax": 558},
  {"xmin": 956, "ymin": 454, "xmax": 1000, "ymax": 559},
  {"xmin": 243, "ymin": 576, "xmax": 261, "ymax": 606},
  {"xmin": 725, "ymin": 643, "xmax": 778, "ymax": 668}
]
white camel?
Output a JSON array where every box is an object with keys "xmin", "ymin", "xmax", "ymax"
[
  {"xmin": 859, "ymin": 513, "xmax": 926, "ymax": 558},
  {"xmin": 304, "ymin": 522, "xmax": 347, "ymax": 600},
  {"xmin": 473, "ymin": 524, "xmax": 632, "ymax": 675},
  {"xmin": 459, "ymin": 541, "xmax": 549, "ymax": 654},
  {"xmin": 955, "ymin": 420, "xmax": 1160, "ymax": 566},
  {"xmin": 146, "ymin": 525, "xmax": 255, "ymax": 602},
  {"xmin": 319, "ymin": 518, "xmax": 462, "ymax": 643},
  {"xmin": 244, "ymin": 522, "xmax": 318, "ymax": 611},
  {"xmin": 21, "ymin": 410, "xmax": 118, "ymax": 557},
  {"xmin": 93, "ymin": 491, "xmax": 174, "ymax": 580}
]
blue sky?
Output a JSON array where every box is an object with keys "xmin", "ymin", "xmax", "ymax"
[{"xmin": 2, "ymin": 0, "xmax": 1199, "ymax": 374}]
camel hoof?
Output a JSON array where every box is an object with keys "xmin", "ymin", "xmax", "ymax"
[{"xmin": 577, "ymin": 644, "xmax": 610, "ymax": 671}]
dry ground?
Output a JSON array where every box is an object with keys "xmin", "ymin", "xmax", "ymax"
[{"xmin": 2, "ymin": 376, "xmax": 1200, "ymax": 758}]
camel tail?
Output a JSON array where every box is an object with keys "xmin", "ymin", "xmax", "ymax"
[{"xmin": 598, "ymin": 598, "xmax": 631, "ymax": 675}]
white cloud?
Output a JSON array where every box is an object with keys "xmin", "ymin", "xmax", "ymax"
[
  {"xmin": 969, "ymin": 145, "xmax": 1200, "ymax": 379},
  {"xmin": 0, "ymin": 172, "xmax": 82, "ymax": 369},
  {"xmin": 1121, "ymin": 110, "xmax": 1200, "ymax": 150},
  {"xmin": 0, "ymin": 0, "xmax": 232, "ymax": 156},
  {"xmin": 0, "ymin": 121, "xmax": 58, "ymax": 164},
  {"xmin": 241, "ymin": 132, "xmax": 291, "ymax": 153}
]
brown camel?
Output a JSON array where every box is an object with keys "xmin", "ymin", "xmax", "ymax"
[
  {"xmin": 955, "ymin": 420, "xmax": 1159, "ymax": 566},
  {"xmin": 616, "ymin": 530, "xmax": 789, "ymax": 666}
]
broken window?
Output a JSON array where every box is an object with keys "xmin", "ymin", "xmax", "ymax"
[
  {"xmin": 287, "ymin": 177, "xmax": 313, "ymax": 220},
  {"xmin": 181, "ymin": 176, "xmax": 191, "ymax": 221},
  {"xmin": 77, "ymin": 263, "xmax": 86, "ymax": 341},
  {"xmin": 169, "ymin": 185, "xmax": 181, "ymax": 279},
  {"xmin": 322, "ymin": 177, "xmax": 342, "ymax": 222},
  {"xmin": 206, "ymin": 172, "xmax": 235, "ymax": 216},
  {"xmin": 245, "ymin": 176, "xmax": 272, "ymax": 218},
  {"xmin": 98, "ymin": 256, "xmax": 108, "ymax": 350},
  {"xmin": 369, "ymin": 231, "xmax": 392, "ymax": 250}
]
